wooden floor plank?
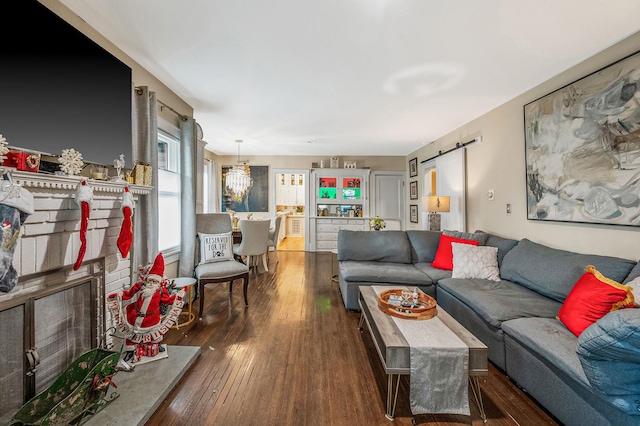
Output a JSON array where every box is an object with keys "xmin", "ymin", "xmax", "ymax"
[{"xmin": 149, "ymin": 251, "xmax": 559, "ymax": 426}]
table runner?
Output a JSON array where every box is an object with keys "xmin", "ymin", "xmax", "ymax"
[{"xmin": 372, "ymin": 286, "xmax": 470, "ymax": 415}]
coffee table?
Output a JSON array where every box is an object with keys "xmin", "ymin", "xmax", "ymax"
[{"xmin": 358, "ymin": 286, "xmax": 488, "ymax": 422}]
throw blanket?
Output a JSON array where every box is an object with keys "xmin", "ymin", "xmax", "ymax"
[{"xmin": 373, "ymin": 286, "xmax": 470, "ymax": 415}]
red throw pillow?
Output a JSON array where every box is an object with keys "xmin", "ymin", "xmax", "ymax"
[
  {"xmin": 431, "ymin": 234, "xmax": 480, "ymax": 270},
  {"xmin": 558, "ymin": 265, "xmax": 635, "ymax": 337}
]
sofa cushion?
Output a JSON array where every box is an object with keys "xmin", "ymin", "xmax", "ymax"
[
  {"xmin": 431, "ymin": 234, "xmax": 479, "ymax": 270},
  {"xmin": 558, "ymin": 265, "xmax": 635, "ymax": 337},
  {"xmin": 502, "ymin": 317, "xmax": 590, "ymax": 387},
  {"xmin": 500, "ymin": 239, "xmax": 636, "ymax": 303},
  {"xmin": 475, "ymin": 231, "xmax": 519, "ymax": 267},
  {"xmin": 577, "ymin": 309, "xmax": 640, "ymax": 416},
  {"xmin": 338, "ymin": 261, "xmax": 433, "ymax": 285},
  {"xmin": 337, "ymin": 230, "xmax": 411, "ymax": 263},
  {"xmin": 437, "ymin": 278, "xmax": 562, "ymax": 329},
  {"xmin": 623, "ymin": 261, "xmax": 640, "ymax": 284},
  {"xmin": 443, "ymin": 229, "xmax": 489, "ymax": 245},
  {"xmin": 451, "ymin": 243, "xmax": 500, "ymax": 281},
  {"xmin": 406, "ymin": 230, "xmax": 441, "ymax": 263},
  {"xmin": 414, "ymin": 262, "xmax": 452, "ymax": 282}
]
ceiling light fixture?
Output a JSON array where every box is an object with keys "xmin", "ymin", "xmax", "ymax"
[{"xmin": 225, "ymin": 139, "xmax": 252, "ymax": 200}]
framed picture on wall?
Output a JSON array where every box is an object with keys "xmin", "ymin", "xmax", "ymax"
[
  {"xmin": 409, "ymin": 157, "xmax": 418, "ymax": 177},
  {"xmin": 525, "ymin": 49, "xmax": 640, "ymax": 227},
  {"xmin": 410, "ymin": 181, "xmax": 418, "ymax": 200},
  {"xmin": 410, "ymin": 204, "xmax": 418, "ymax": 223}
]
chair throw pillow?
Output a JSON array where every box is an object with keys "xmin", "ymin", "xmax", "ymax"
[
  {"xmin": 431, "ymin": 234, "xmax": 480, "ymax": 270},
  {"xmin": 558, "ymin": 265, "xmax": 635, "ymax": 337},
  {"xmin": 451, "ymin": 243, "xmax": 500, "ymax": 281},
  {"xmin": 198, "ymin": 232, "xmax": 233, "ymax": 264}
]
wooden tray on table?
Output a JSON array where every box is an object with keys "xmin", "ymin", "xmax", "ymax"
[{"xmin": 377, "ymin": 288, "xmax": 437, "ymax": 320}]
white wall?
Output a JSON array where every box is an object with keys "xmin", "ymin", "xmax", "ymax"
[{"xmin": 407, "ymin": 31, "xmax": 640, "ymax": 261}]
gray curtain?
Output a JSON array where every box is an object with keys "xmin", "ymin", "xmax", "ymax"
[
  {"xmin": 132, "ymin": 86, "xmax": 159, "ymax": 272},
  {"xmin": 179, "ymin": 118, "xmax": 197, "ymax": 276}
]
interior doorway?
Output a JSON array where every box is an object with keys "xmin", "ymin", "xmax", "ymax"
[
  {"xmin": 271, "ymin": 169, "xmax": 309, "ymax": 252},
  {"xmin": 421, "ymin": 148, "xmax": 466, "ymax": 231}
]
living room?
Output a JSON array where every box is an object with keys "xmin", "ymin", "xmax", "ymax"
[{"xmin": 2, "ymin": 1, "xmax": 640, "ymax": 425}]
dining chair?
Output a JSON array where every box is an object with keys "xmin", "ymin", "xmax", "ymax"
[
  {"xmin": 266, "ymin": 216, "xmax": 283, "ymax": 264},
  {"xmin": 233, "ymin": 219, "xmax": 271, "ymax": 274},
  {"xmin": 194, "ymin": 213, "xmax": 250, "ymax": 319}
]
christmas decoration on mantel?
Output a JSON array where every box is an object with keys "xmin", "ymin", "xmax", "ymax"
[
  {"xmin": 0, "ymin": 134, "xmax": 9, "ymax": 163},
  {"xmin": 0, "ymin": 173, "xmax": 34, "ymax": 293},
  {"xmin": 73, "ymin": 179, "xmax": 93, "ymax": 270},
  {"xmin": 117, "ymin": 186, "xmax": 134, "ymax": 258},
  {"xmin": 112, "ymin": 153, "xmax": 127, "ymax": 183},
  {"xmin": 58, "ymin": 148, "xmax": 85, "ymax": 176}
]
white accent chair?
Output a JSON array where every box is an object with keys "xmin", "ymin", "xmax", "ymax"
[
  {"xmin": 194, "ymin": 213, "xmax": 250, "ymax": 319},
  {"xmin": 233, "ymin": 219, "xmax": 271, "ymax": 274},
  {"xmin": 266, "ymin": 216, "xmax": 282, "ymax": 264}
]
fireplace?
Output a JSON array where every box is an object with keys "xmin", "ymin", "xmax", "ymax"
[{"xmin": 0, "ymin": 171, "xmax": 149, "ymax": 423}]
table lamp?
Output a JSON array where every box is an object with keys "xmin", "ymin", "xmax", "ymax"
[{"xmin": 424, "ymin": 195, "xmax": 450, "ymax": 232}]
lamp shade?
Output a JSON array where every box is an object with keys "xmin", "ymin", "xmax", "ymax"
[{"xmin": 426, "ymin": 196, "xmax": 450, "ymax": 213}]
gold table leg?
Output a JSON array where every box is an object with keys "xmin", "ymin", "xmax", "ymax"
[
  {"xmin": 172, "ymin": 282, "xmax": 196, "ymax": 329},
  {"xmin": 469, "ymin": 376, "xmax": 487, "ymax": 422},
  {"xmin": 385, "ymin": 374, "xmax": 401, "ymax": 421}
]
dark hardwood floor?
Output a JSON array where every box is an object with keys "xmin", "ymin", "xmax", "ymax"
[{"xmin": 149, "ymin": 251, "xmax": 560, "ymax": 425}]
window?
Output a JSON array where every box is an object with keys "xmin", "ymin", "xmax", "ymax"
[{"xmin": 158, "ymin": 129, "xmax": 181, "ymax": 252}]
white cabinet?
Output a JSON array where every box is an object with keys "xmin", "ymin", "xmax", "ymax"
[
  {"xmin": 313, "ymin": 218, "xmax": 366, "ymax": 251},
  {"xmin": 287, "ymin": 216, "xmax": 305, "ymax": 237},
  {"xmin": 311, "ymin": 169, "xmax": 370, "ymax": 217},
  {"xmin": 276, "ymin": 173, "xmax": 305, "ymax": 205},
  {"xmin": 309, "ymin": 169, "xmax": 370, "ymax": 252}
]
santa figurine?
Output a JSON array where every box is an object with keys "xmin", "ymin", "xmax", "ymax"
[{"xmin": 107, "ymin": 253, "xmax": 185, "ymax": 364}]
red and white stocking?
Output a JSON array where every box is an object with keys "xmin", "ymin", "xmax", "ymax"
[
  {"xmin": 117, "ymin": 186, "xmax": 134, "ymax": 258},
  {"xmin": 73, "ymin": 180, "xmax": 93, "ymax": 270}
]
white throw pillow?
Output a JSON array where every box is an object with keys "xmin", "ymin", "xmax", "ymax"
[
  {"xmin": 626, "ymin": 276, "xmax": 640, "ymax": 307},
  {"xmin": 198, "ymin": 232, "xmax": 233, "ymax": 264},
  {"xmin": 451, "ymin": 243, "xmax": 500, "ymax": 281}
]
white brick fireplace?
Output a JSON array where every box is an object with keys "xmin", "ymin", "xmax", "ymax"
[{"xmin": 0, "ymin": 171, "xmax": 150, "ymax": 422}]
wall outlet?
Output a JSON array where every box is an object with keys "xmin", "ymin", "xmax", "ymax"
[
  {"xmin": 506, "ymin": 203, "xmax": 512, "ymax": 214},
  {"xmin": 487, "ymin": 189, "xmax": 495, "ymax": 201}
]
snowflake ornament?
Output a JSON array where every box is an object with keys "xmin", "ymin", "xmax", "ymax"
[
  {"xmin": 0, "ymin": 134, "xmax": 9, "ymax": 163},
  {"xmin": 59, "ymin": 148, "xmax": 85, "ymax": 176}
]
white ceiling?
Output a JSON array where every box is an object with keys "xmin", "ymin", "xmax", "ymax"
[{"xmin": 59, "ymin": 0, "xmax": 640, "ymax": 157}]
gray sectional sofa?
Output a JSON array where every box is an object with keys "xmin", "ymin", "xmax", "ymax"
[{"xmin": 337, "ymin": 229, "xmax": 640, "ymax": 426}]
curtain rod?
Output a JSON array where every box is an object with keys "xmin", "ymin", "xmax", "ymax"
[
  {"xmin": 420, "ymin": 136, "xmax": 482, "ymax": 163},
  {"xmin": 134, "ymin": 86, "xmax": 187, "ymax": 121},
  {"xmin": 157, "ymin": 99, "xmax": 188, "ymax": 121}
]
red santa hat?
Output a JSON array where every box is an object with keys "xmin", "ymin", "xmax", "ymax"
[{"xmin": 146, "ymin": 253, "xmax": 164, "ymax": 283}]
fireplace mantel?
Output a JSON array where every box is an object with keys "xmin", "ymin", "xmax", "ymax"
[{"xmin": 9, "ymin": 170, "xmax": 152, "ymax": 195}]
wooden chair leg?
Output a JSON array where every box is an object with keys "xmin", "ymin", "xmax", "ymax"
[
  {"xmin": 262, "ymin": 253, "xmax": 269, "ymax": 272},
  {"xmin": 198, "ymin": 279, "xmax": 205, "ymax": 320},
  {"xmin": 242, "ymin": 274, "xmax": 249, "ymax": 307}
]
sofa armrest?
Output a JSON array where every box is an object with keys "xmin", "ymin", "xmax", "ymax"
[{"xmin": 577, "ymin": 309, "xmax": 640, "ymax": 415}]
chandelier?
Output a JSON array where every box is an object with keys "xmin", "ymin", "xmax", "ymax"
[{"xmin": 225, "ymin": 139, "xmax": 252, "ymax": 199}]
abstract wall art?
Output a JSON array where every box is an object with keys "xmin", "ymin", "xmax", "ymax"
[
  {"xmin": 524, "ymin": 50, "xmax": 640, "ymax": 226},
  {"xmin": 221, "ymin": 165, "xmax": 269, "ymax": 213}
]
